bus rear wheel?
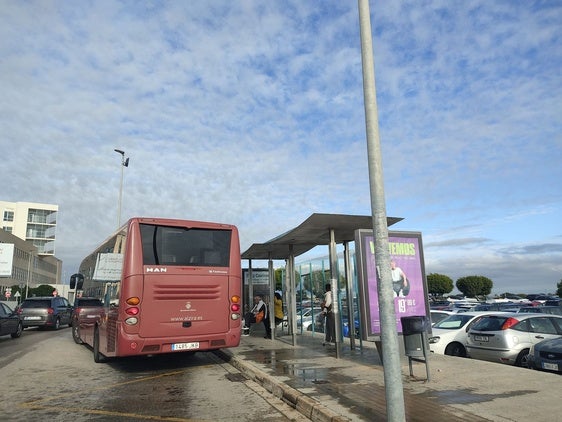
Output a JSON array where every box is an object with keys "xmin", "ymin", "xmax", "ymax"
[{"xmin": 93, "ymin": 327, "xmax": 107, "ymax": 363}]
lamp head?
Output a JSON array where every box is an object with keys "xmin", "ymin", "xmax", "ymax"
[{"xmin": 114, "ymin": 149, "xmax": 125, "ymax": 155}]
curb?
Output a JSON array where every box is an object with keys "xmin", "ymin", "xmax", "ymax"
[{"xmin": 215, "ymin": 348, "xmax": 351, "ymax": 422}]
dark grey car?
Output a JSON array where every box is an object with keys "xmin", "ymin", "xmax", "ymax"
[
  {"xmin": 0, "ymin": 302, "xmax": 23, "ymax": 338},
  {"xmin": 18, "ymin": 296, "xmax": 72, "ymax": 330}
]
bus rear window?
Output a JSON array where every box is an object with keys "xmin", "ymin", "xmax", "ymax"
[{"xmin": 140, "ymin": 224, "xmax": 231, "ymax": 267}]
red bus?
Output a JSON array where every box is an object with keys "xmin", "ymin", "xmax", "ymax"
[{"xmin": 71, "ymin": 217, "xmax": 242, "ymax": 362}]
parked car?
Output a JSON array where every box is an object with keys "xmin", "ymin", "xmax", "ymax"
[
  {"xmin": 313, "ymin": 309, "xmax": 359, "ymax": 338},
  {"xmin": 17, "ymin": 296, "xmax": 73, "ymax": 330},
  {"xmin": 296, "ymin": 307, "xmax": 323, "ymax": 331},
  {"xmin": 71, "ymin": 297, "xmax": 104, "ymax": 344},
  {"xmin": 517, "ymin": 306, "xmax": 562, "ymax": 316},
  {"xmin": 429, "ymin": 312, "xmax": 506, "ymax": 357},
  {"xmin": 499, "ymin": 293, "xmax": 529, "ymax": 302},
  {"xmin": 466, "ymin": 313, "xmax": 562, "ymax": 367},
  {"xmin": 429, "ymin": 300, "xmax": 450, "ymax": 310},
  {"xmin": 0, "ymin": 302, "xmax": 23, "ymax": 338},
  {"xmin": 527, "ymin": 337, "xmax": 562, "ymax": 374},
  {"xmin": 526, "ymin": 294, "xmax": 558, "ymax": 305},
  {"xmin": 430, "ymin": 310, "xmax": 454, "ymax": 326},
  {"xmin": 341, "ymin": 311, "xmax": 360, "ymax": 338},
  {"xmin": 471, "ymin": 302, "xmax": 520, "ymax": 312}
]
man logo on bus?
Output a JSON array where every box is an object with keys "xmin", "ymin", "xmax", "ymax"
[
  {"xmin": 146, "ymin": 267, "xmax": 167, "ymax": 273},
  {"xmin": 185, "ymin": 302, "xmax": 192, "ymax": 310}
]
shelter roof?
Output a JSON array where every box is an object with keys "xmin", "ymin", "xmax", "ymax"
[{"xmin": 241, "ymin": 213, "xmax": 402, "ymax": 260}]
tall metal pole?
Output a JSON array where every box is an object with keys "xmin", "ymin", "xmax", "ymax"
[
  {"xmin": 328, "ymin": 228, "xmax": 342, "ymax": 358},
  {"xmin": 358, "ymin": 1, "xmax": 406, "ymax": 421},
  {"xmin": 25, "ymin": 249, "xmax": 33, "ymax": 299},
  {"xmin": 114, "ymin": 149, "xmax": 129, "ymax": 228}
]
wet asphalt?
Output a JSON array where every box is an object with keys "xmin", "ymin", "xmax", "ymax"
[{"xmin": 215, "ymin": 324, "xmax": 562, "ymax": 422}]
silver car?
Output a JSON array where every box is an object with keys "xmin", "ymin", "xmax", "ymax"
[
  {"xmin": 429, "ymin": 311, "xmax": 507, "ymax": 357},
  {"xmin": 466, "ymin": 313, "xmax": 562, "ymax": 367}
]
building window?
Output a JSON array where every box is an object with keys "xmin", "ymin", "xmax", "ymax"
[
  {"xmin": 3, "ymin": 211, "xmax": 14, "ymax": 222},
  {"xmin": 2, "ymin": 226, "xmax": 12, "ymax": 233}
]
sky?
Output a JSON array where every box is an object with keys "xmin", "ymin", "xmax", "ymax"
[{"xmin": 1, "ymin": 1, "xmax": 561, "ymax": 296}]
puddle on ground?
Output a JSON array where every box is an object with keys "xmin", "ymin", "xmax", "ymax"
[{"xmin": 415, "ymin": 388, "xmax": 538, "ymax": 405}]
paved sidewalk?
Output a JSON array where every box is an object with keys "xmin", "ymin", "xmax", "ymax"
[{"xmin": 215, "ymin": 326, "xmax": 561, "ymax": 422}]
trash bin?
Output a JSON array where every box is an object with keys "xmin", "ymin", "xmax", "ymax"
[{"xmin": 401, "ymin": 316, "xmax": 429, "ymax": 358}]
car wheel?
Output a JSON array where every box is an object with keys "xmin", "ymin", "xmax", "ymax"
[
  {"xmin": 54, "ymin": 318, "xmax": 61, "ymax": 330},
  {"xmin": 445, "ymin": 342, "xmax": 466, "ymax": 357},
  {"xmin": 11, "ymin": 322, "xmax": 23, "ymax": 339},
  {"xmin": 93, "ymin": 327, "xmax": 106, "ymax": 363},
  {"xmin": 515, "ymin": 349, "xmax": 530, "ymax": 367},
  {"xmin": 307, "ymin": 325, "xmax": 312, "ymax": 331},
  {"xmin": 72, "ymin": 322, "xmax": 83, "ymax": 344}
]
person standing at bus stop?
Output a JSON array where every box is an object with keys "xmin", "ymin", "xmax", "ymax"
[
  {"xmin": 243, "ymin": 295, "xmax": 271, "ymax": 339},
  {"xmin": 322, "ymin": 283, "xmax": 335, "ymax": 346},
  {"xmin": 273, "ymin": 291, "xmax": 284, "ymax": 326}
]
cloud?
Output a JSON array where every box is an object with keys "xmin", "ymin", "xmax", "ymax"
[{"xmin": 1, "ymin": 1, "xmax": 561, "ymax": 295}]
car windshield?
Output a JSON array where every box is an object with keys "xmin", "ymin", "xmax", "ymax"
[
  {"xmin": 298, "ymin": 308, "xmax": 321, "ymax": 317},
  {"xmin": 433, "ymin": 314, "xmax": 473, "ymax": 329},
  {"xmin": 21, "ymin": 300, "xmax": 51, "ymax": 308}
]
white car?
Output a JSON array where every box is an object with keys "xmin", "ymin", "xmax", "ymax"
[
  {"xmin": 296, "ymin": 307, "xmax": 323, "ymax": 331},
  {"xmin": 430, "ymin": 310, "xmax": 454, "ymax": 326},
  {"xmin": 429, "ymin": 312, "xmax": 508, "ymax": 357}
]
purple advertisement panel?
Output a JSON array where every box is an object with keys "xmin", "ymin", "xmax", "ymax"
[{"xmin": 356, "ymin": 230, "xmax": 428, "ymax": 335}]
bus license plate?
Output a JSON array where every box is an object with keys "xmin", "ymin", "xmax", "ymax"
[
  {"xmin": 542, "ymin": 362, "xmax": 558, "ymax": 371},
  {"xmin": 172, "ymin": 342, "xmax": 199, "ymax": 351},
  {"xmin": 474, "ymin": 335, "xmax": 488, "ymax": 342}
]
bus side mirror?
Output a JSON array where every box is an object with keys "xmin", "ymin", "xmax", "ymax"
[{"xmin": 70, "ymin": 273, "xmax": 84, "ymax": 290}]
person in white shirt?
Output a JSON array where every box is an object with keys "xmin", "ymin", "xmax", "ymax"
[
  {"xmin": 322, "ymin": 283, "xmax": 335, "ymax": 345},
  {"xmin": 391, "ymin": 260, "xmax": 409, "ymax": 297}
]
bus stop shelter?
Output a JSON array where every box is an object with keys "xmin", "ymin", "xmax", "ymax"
[{"xmin": 241, "ymin": 213, "xmax": 402, "ymax": 357}]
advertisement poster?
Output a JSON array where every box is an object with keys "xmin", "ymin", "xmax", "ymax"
[
  {"xmin": 243, "ymin": 268, "xmax": 270, "ymax": 285},
  {"xmin": 355, "ymin": 230, "xmax": 429, "ymax": 335},
  {"xmin": 0, "ymin": 243, "xmax": 15, "ymax": 277},
  {"xmin": 93, "ymin": 253, "xmax": 124, "ymax": 281}
]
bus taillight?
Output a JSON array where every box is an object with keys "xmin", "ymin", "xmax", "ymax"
[
  {"xmin": 230, "ymin": 295, "xmax": 241, "ymax": 320},
  {"xmin": 125, "ymin": 317, "xmax": 138, "ymax": 326},
  {"xmin": 126, "ymin": 297, "xmax": 140, "ymax": 305},
  {"xmin": 125, "ymin": 307, "xmax": 139, "ymax": 315}
]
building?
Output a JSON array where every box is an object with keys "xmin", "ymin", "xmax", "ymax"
[
  {"xmin": 0, "ymin": 201, "xmax": 58, "ymax": 255},
  {"xmin": 0, "ymin": 201, "xmax": 61, "ymax": 300},
  {"xmin": 0, "ymin": 228, "xmax": 62, "ymax": 298}
]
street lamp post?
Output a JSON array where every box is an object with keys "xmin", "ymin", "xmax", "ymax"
[
  {"xmin": 114, "ymin": 149, "xmax": 129, "ymax": 228},
  {"xmin": 25, "ymin": 249, "xmax": 33, "ymax": 299}
]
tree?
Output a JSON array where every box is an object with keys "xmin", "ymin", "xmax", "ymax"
[
  {"xmin": 426, "ymin": 273, "xmax": 454, "ymax": 297},
  {"xmin": 29, "ymin": 284, "xmax": 56, "ymax": 297},
  {"xmin": 556, "ymin": 279, "xmax": 562, "ymax": 297},
  {"xmin": 456, "ymin": 276, "xmax": 493, "ymax": 298}
]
